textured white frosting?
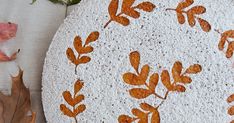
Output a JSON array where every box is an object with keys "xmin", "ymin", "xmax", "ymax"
[{"xmin": 42, "ymin": 0, "xmax": 234, "ymax": 122}]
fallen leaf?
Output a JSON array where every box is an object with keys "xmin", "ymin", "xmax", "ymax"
[
  {"xmin": 0, "ymin": 49, "xmax": 20, "ymax": 62},
  {"xmin": 129, "ymin": 51, "xmax": 140, "ymax": 72},
  {"xmin": 0, "ymin": 22, "xmax": 18, "ymax": 42},
  {"xmin": 0, "ymin": 68, "xmax": 35, "ymax": 123},
  {"xmin": 136, "ymin": 2, "xmax": 156, "ymax": 12},
  {"xmin": 129, "ymin": 88, "xmax": 152, "ymax": 99}
]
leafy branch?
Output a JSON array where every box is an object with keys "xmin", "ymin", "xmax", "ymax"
[
  {"xmin": 104, "ymin": 0, "xmax": 156, "ymax": 28},
  {"xmin": 60, "ymin": 79, "xmax": 86, "ymax": 123},
  {"xmin": 31, "ymin": 0, "xmax": 81, "ymax": 6},
  {"xmin": 119, "ymin": 51, "xmax": 202, "ymax": 123},
  {"xmin": 66, "ymin": 31, "xmax": 99, "ymax": 74},
  {"xmin": 227, "ymin": 94, "xmax": 234, "ymax": 123},
  {"xmin": 216, "ymin": 30, "xmax": 234, "ymax": 59},
  {"xmin": 166, "ymin": 0, "xmax": 211, "ymax": 32}
]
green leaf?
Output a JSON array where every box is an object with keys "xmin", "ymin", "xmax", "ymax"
[
  {"xmin": 30, "ymin": 0, "xmax": 37, "ymax": 5},
  {"xmin": 68, "ymin": 0, "xmax": 82, "ymax": 6}
]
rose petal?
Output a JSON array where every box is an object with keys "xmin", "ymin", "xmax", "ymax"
[
  {"xmin": 0, "ymin": 49, "xmax": 20, "ymax": 62},
  {"xmin": 0, "ymin": 22, "xmax": 18, "ymax": 42}
]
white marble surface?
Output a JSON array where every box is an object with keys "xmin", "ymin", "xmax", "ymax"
[{"xmin": 0, "ymin": 0, "xmax": 74, "ymax": 122}]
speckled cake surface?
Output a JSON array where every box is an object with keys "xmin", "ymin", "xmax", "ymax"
[{"xmin": 42, "ymin": 0, "xmax": 234, "ymax": 123}]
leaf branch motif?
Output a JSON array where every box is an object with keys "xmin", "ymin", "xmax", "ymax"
[
  {"xmin": 119, "ymin": 51, "xmax": 202, "ymax": 123},
  {"xmin": 166, "ymin": 0, "xmax": 211, "ymax": 32},
  {"xmin": 104, "ymin": 0, "xmax": 156, "ymax": 28},
  {"xmin": 66, "ymin": 31, "xmax": 99, "ymax": 74},
  {"xmin": 60, "ymin": 80, "xmax": 86, "ymax": 123},
  {"xmin": 216, "ymin": 30, "xmax": 234, "ymax": 59},
  {"xmin": 227, "ymin": 94, "xmax": 234, "ymax": 123}
]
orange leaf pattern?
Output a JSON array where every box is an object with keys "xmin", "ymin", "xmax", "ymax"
[
  {"xmin": 60, "ymin": 80, "xmax": 86, "ymax": 123},
  {"xmin": 66, "ymin": 31, "xmax": 99, "ymax": 74},
  {"xmin": 104, "ymin": 0, "xmax": 156, "ymax": 28},
  {"xmin": 227, "ymin": 94, "xmax": 234, "ymax": 123},
  {"xmin": 119, "ymin": 51, "xmax": 202, "ymax": 123},
  {"xmin": 217, "ymin": 30, "xmax": 234, "ymax": 59},
  {"xmin": 166, "ymin": 0, "xmax": 211, "ymax": 32}
]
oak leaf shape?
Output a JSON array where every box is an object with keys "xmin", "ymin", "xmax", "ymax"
[{"xmin": 0, "ymin": 68, "xmax": 35, "ymax": 123}]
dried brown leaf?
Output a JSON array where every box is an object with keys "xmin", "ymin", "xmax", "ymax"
[
  {"xmin": 129, "ymin": 88, "xmax": 152, "ymax": 99},
  {"xmin": 172, "ymin": 61, "xmax": 182, "ymax": 82},
  {"xmin": 185, "ymin": 64, "xmax": 202, "ymax": 74},
  {"xmin": 0, "ymin": 68, "xmax": 35, "ymax": 123},
  {"xmin": 177, "ymin": 12, "xmax": 185, "ymax": 24},
  {"xmin": 151, "ymin": 110, "xmax": 160, "ymax": 123},
  {"xmin": 197, "ymin": 18, "xmax": 211, "ymax": 32},
  {"xmin": 85, "ymin": 31, "xmax": 99, "ymax": 45},
  {"xmin": 189, "ymin": 6, "xmax": 206, "ymax": 14},
  {"xmin": 74, "ymin": 80, "xmax": 84, "ymax": 94},
  {"xmin": 136, "ymin": 2, "xmax": 156, "ymax": 12},
  {"xmin": 227, "ymin": 94, "xmax": 234, "ymax": 103},
  {"xmin": 226, "ymin": 42, "xmax": 234, "ymax": 58},
  {"xmin": 161, "ymin": 70, "xmax": 174, "ymax": 91},
  {"xmin": 149, "ymin": 73, "xmax": 159, "ymax": 91},
  {"xmin": 140, "ymin": 103, "xmax": 155, "ymax": 112},
  {"xmin": 228, "ymin": 106, "xmax": 234, "ymax": 115},
  {"xmin": 73, "ymin": 36, "xmax": 83, "ymax": 53},
  {"xmin": 173, "ymin": 85, "xmax": 186, "ymax": 92},
  {"xmin": 123, "ymin": 72, "xmax": 145, "ymax": 85},
  {"xmin": 60, "ymin": 104, "xmax": 75, "ymax": 117},
  {"xmin": 78, "ymin": 56, "xmax": 91, "ymax": 64},
  {"xmin": 74, "ymin": 104, "xmax": 86, "ymax": 116},
  {"xmin": 108, "ymin": 0, "xmax": 119, "ymax": 19},
  {"xmin": 118, "ymin": 115, "xmax": 134, "ymax": 123},
  {"xmin": 176, "ymin": 0, "xmax": 194, "ymax": 10},
  {"xmin": 129, "ymin": 51, "xmax": 140, "ymax": 72},
  {"xmin": 66, "ymin": 48, "xmax": 78, "ymax": 65}
]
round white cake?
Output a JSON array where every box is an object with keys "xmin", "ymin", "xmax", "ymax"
[{"xmin": 42, "ymin": 0, "xmax": 234, "ymax": 122}]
